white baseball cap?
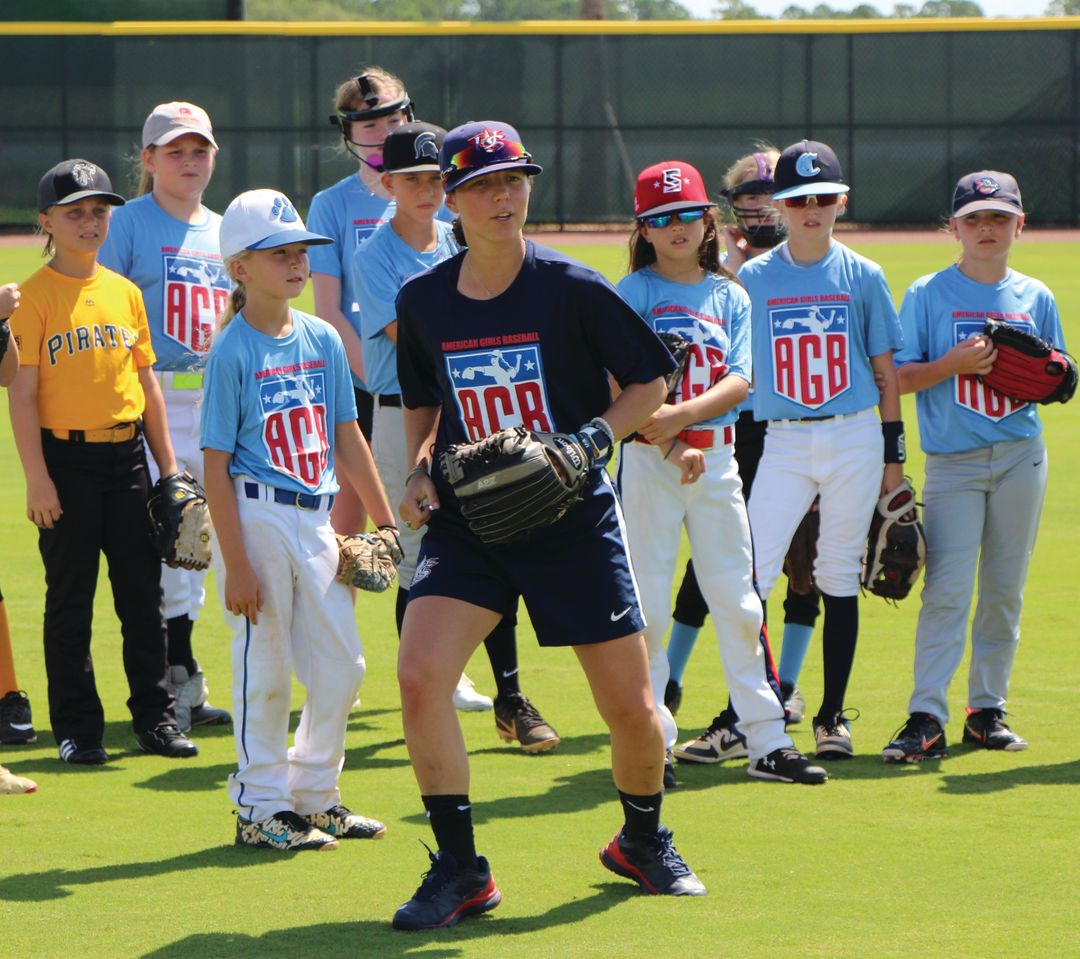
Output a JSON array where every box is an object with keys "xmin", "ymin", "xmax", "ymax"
[
  {"xmin": 142, "ymin": 102, "xmax": 218, "ymax": 149},
  {"xmin": 219, "ymin": 190, "xmax": 333, "ymax": 260}
]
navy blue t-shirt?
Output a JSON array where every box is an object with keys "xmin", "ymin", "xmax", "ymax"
[{"xmin": 397, "ymin": 241, "xmax": 674, "ymax": 507}]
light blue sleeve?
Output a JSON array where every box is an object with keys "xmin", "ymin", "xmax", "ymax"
[
  {"xmin": 200, "ymin": 335, "xmax": 242, "ymax": 453},
  {"xmin": 306, "ymin": 191, "xmax": 342, "ymax": 279},
  {"xmin": 726, "ymin": 286, "xmax": 752, "ymax": 383},
  {"xmin": 99, "ymin": 206, "xmax": 134, "ymax": 275},
  {"xmin": 1038, "ymin": 286, "xmax": 1066, "ymax": 350},
  {"xmin": 614, "ymin": 272, "xmax": 648, "ymax": 320},
  {"xmin": 354, "ymin": 236, "xmax": 400, "ymax": 339},
  {"xmin": 864, "ymin": 265, "xmax": 903, "ymax": 356},
  {"xmin": 328, "ymin": 327, "xmax": 359, "ymax": 423},
  {"xmin": 895, "ymin": 281, "xmax": 929, "ymax": 367}
]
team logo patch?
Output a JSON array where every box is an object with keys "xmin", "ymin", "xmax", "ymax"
[
  {"xmin": 973, "ymin": 176, "xmax": 1000, "ymax": 195},
  {"xmin": 412, "ymin": 556, "xmax": 439, "ymax": 585},
  {"xmin": 414, "ymin": 131, "xmax": 439, "ymax": 161},
  {"xmin": 446, "ymin": 345, "xmax": 553, "ymax": 441},
  {"xmin": 654, "ymin": 312, "xmax": 728, "ymax": 404},
  {"xmin": 661, "ymin": 167, "xmax": 685, "ymax": 194},
  {"xmin": 258, "ymin": 371, "xmax": 330, "ymax": 489},
  {"xmin": 270, "ymin": 196, "xmax": 299, "ymax": 224},
  {"xmin": 795, "ymin": 152, "xmax": 820, "ymax": 178},
  {"xmin": 769, "ymin": 304, "xmax": 850, "ymax": 409},
  {"xmin": 71, "ymin": 161, "xmax": 97, "ymax": 187},
  {"xmin": 472, "ymin": 128, "xmax": 506, "ymax": 153},
  {"xmin": 952, "ymin": 319, "xmax": 1027, "ymax": 420},
  {"xmin": 162, "ymin": 254, "xmax": 230, "ymax": 353}
]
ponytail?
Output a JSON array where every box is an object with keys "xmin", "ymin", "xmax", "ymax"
[
  {"xmin": 219, "ymin": 253, "xmax": 250, "ymax": 330},
  {"xmin": 451, "ymin": 216, "xmax": 468, "ymax": 248}
]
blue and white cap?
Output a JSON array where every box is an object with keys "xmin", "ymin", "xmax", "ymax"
[
  {"xmin": 772, "ymin": 140, "xmax": 850, "ymax": 200},
  {"xmin": 219, "ymin": 189, "xmax": 333, "ymax": 259}
]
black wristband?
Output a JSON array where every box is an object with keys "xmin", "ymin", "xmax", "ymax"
[
  {"xmin": 882, "ymin": 420, "xmax": 906, "ymax": 464},
  {"xmin": 0, "ymin": 318, "xmax": 9, "ymax": 361}
]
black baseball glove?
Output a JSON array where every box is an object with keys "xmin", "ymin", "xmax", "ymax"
[
  {"xmin": 981, "ymin": 319, "xmax": 1077, "ymax": 405},
  {"xmin": 657, "ymin": 330, "xmax": 693, "ymax": 401},
  {"xmin": 861, "ymin": 478, "xmax": 926, "ymax": 603},
  {"xmin": 148, "ymin": 471, "xmax": 212, "ymax": 570},
  {"xmin": 439, "ymin": 427, "xmax": 591, "ymax": 544}
]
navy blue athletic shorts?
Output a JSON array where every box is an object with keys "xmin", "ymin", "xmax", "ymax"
[{"xmin": 408, "ymin": 474, "xmax": 645, "ymax": 647}]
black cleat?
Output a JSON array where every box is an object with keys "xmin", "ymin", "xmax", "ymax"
[
  {"xmin": 0, "ymin": 690, "xmax": 37, "ymax": 744},
  {"xmin": 392, "ymin": 847, "xmax": 502, "ymax": 930},
  {"xmin": 600, "ymin": 826, "xmax": 706, "ymax": 896},
  {"xmin": 963, "ymin": 708, "xmax": 1027, "ymax": 751},
  {"xmin": 135, "ymin": 724, "xmax": 198, "ymax": 758},
  {"xmin": 58, "ymin": 738, "xmax": 109, "ymax": 765},
  {"xmin": 882, "ymin": 713, "xmax": 948, "ymax": 763},
  {"xmin": 663, "ymin": 749, "xmax": 677, "ymax": 790},
  {"xmin": 749, "ymin": 747, "xmax": 828, "ymax": 784}
]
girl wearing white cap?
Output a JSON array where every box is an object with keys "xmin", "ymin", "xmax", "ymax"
[
  {"xmin": 201, "ymin": 189, "xmax": 398, "ymax": 851},
  {"xmin": 882, "ymin": 171, "xmax": 1070, "ymax": 763},
  {"xmin": 99, "ymin": 102, "xmax": 231, "ymax": 733}
]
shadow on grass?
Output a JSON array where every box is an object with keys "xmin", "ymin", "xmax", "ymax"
[
  {"xmin": 137, "ymin": 884, "xmax": 638, "ymax": 959},
  {"xmin": 939, "ymin": 757, "xmax": 1080, "ymax": 794},
  {"xmin": 0, "ymin": 843, "xmax": 296, "ymax": 902}
]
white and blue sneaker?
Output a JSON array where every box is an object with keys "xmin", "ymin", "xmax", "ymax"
[{"xmin": 236, "ymin": 810, "xmax": 339, "ymax": 851}]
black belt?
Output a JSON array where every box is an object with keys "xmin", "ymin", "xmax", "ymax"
[
  {"xmin": 778, "ymin": 413, "xmax": 836, "ymax": 423},
  {"xmin": 377, "ymin": 394, "xmax": 402, "ymax": 408}
]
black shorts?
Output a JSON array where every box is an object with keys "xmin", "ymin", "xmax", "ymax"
[
  {"xmin": 353, "ymin": 387, "xmax": 374, "ymax": 443},
  {"xmin": 408, "ymin": 474, "xmax": 645, "ymax": 647}
]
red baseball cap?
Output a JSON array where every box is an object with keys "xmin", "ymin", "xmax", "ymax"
[{"xmin": 633, "ymin": 161, "xmax": 711, "ymax": 219}]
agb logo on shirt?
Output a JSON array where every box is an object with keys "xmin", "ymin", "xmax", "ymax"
[
  {"xmin": 446, "ymin": 345, "xmax": 553, "ymax": 441},
  {"xmin": 654, "ymin": 313, "xmax": 728, "ymax": 404},
  {"xmin": 953, "ymin": 319, "xmax": 1027, "ymax": 420},
  {"xmin": 259, "ymin": 371, "xmax": 329, "ymax": 489},
  {"xmin": 769, "ymin": 303, "xmax": 850, "ymax": 409},
  {"xmin": 163, "ymin": 253, "xmax": 230, "ymax": 353}
]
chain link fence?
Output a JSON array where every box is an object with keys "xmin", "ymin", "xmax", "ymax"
[{"xmin": 0, "ymin": 23, "xmax": 1075, "ymax": 226}]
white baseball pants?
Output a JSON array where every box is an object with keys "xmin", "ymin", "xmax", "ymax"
[{"xmin": 619, "ymin": 439, "xmax": 790, "ymax": 759}]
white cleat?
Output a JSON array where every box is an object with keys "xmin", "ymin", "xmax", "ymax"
[{"xmin": 453, "ymin": 673, "xmax": 493, "ymax": 712}]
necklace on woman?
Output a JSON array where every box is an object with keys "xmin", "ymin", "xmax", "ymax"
[{"xmin": 465, "ymin": 255, "xmax": 499, "ymax": 299}]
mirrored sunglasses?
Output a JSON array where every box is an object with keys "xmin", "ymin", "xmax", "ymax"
[
  {"xmin": 782, "ymin": 194, "xmax": 840, "ymax": 209},
  {"xmin": 640, "ymin": 209, "xmax": 707, "ymax": 229}
]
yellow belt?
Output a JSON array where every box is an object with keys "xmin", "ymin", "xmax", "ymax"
[{"xmin": 48, "ymin": 422, "xmax": 139, "ymax": 443}]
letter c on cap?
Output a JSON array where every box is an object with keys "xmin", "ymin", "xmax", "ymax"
[{"xmin": 795, "ymin": 152, "xmax": 820, "ymax": 177}]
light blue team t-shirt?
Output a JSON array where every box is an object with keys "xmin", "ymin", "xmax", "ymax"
[
  {"xmin": 352, "ymin": 219, "xmax": 460, "ymax": 396},
  {"xmin": 99, "ymin": 193, "xmax": 228, "ymax": 372},
  {"xmin": 896, "ymin": 264, "xmax": 1066, "ymax": 455},
  {"xmin": 200, "ymin": 309, "xmax": 357, "ymax": 496},
  {"xmin": 306, "ymin": 173, "xmax": 396, "ymax": 390},
  {"xmin": 616, "ymin": 267, "xmax": 751, "ymax": 429},
  {"xmin": 738, "ymin": 241, "xmax": 903, "ymax": 421}
]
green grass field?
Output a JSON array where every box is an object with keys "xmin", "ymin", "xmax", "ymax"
[{"xmin": 1, "ymin": 237, "xmax": 1078, "ymax": 959}]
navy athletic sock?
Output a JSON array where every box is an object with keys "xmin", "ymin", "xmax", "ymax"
[
  {"xmin": 395, "ymin": 587, "xmax": 409, "ymax": 637},
  {"xmin": 619, "ymin": 789, "xmax": 663, "ymax": 840},
  {"xmin": 665, "ymin": 621, "xmax": 700, "ymax": 686},
  {"xmin": 819, "ymin": 592, "xmax": 858, "ymax": 719},
  {"xmin": 778, "ymin": 623, "xmax": 814, "ymax": 687},
  {"xmin": 165, "ymin": 615, "xmax": 196, "ymax": 674},
  {"xmin": 422, "ymin": 794, "xmax": 477, "ymax": 869},
  {"xmin": 483, "ymin": 619, "xmax": 521, "ymax": 698}
]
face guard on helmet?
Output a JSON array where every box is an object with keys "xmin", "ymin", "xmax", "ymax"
[
  {"xmin": 328, "ymin": 74, "xmax": 416, "ymax": 171},
  {"xmin": 721, "ymin": 152, "xmax": 785, "ymax": 249}
]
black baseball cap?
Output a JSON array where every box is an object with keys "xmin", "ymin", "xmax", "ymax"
[
  {"xmin": 772, "ymin": 140, "xmax": 849, "ymax": 200},
  {"xmin": 38, "ymin": 159, "xmax": 125, "ymax": 212},
  {"xmin": 951, "ymin": 171, "xmax": 1023, "ymax": 218},
  {"xmin": 382, "ymin": 122, "xmax": 447, "ymax": 174}
]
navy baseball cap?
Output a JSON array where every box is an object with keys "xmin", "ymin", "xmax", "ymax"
[
  {"xmin": 952, "ymin": 171, "xmax": 1023, "ymax": 218},
  {"xmin": 37, "ymin": 159, "xmax": 125, "ymax": 212},
  {"xmin": 382, "ymin": 122, "xmax": 447, "ymax": 174},
  {"xmin": 440, "ymin": 120, "xmax": 542, "ymax": 191},
  {"xmin": 219, "ymin": 189, "xmax": 332, "ymax": 260},
  {"xmin": 772, "ymin": 140, "xmax": 849, "ymax": 200}
]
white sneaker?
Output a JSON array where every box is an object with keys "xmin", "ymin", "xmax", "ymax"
[
  {"xmin": 452, "ymin": 674, "xmax": 493, "ymax": 712},
  {"xmin": 673, "ymin": 711, "xmax": 748, "ymax": 763}
]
